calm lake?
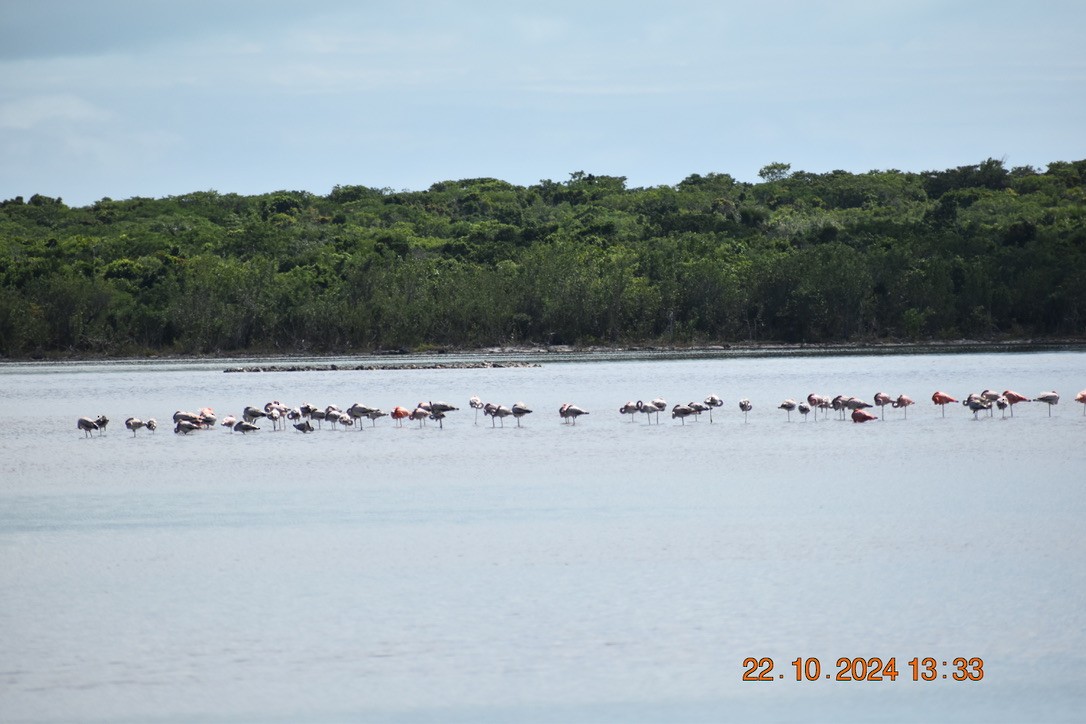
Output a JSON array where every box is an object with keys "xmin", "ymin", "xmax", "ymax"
[{"xmin": 1, "ymin": 350, "xmax": 1084, "ymax": 722}]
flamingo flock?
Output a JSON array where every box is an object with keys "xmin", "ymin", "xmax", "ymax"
[{"xmin": 76, "ymin": 387, "xmax": 1086, "ymax": 437}]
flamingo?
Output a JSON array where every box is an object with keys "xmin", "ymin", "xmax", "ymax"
[
  {"xmin": 636, "ymin": 400, "xmax": 659, "ymax": 425},
  {"xmin": 1034, "ymin": 391, "xmax": 1059, "ymax": 416},
  {"xmin": 634, "ymin": 397, "xmax": 660, "ymax": 425},
  {"xmin": 409, "ymin": 406, "xmax": 429, "ymax": 427},
  {"xmin": 325, "ymin": 405, "xmax": 343, "ymax": 430},
  {"xmin": 1002, "ymin": 390, "xmax": 1029, "ymax": 417},
  {"xmin": 687, "ymin": 401, "xmax": 709, "ymax": 420},
  {"xmin": 831, "ymin": 395, "xmax": 849, "ymax": 420},
  {"xmin": 738, "ymin": 398, "xmax": 752, "ymax": 422},
  {"xmin": 293, "ymin": 420, "xmax": 314, "ymax": 433},
  {"xmin": 560, "ymin": 403, "xmax": 589, "ymax": 425},
  {"xmin": 511, "ymin": 402, "xmax": 532, "ymax": 427},
  {"xmin": 124, "ymin": 417, "xmax": 145, "ymax": 436},
  {"xmin": 264, "ymin": 401, "xmax": 288, "ymax": 429},
  {"xmin": 146, "ymin": 418, "xmax": 157, "ymax": 433},
  {"xmin": 932, "ymin": 391, "xmax": 957, "ymax": 417},
  {"xmin": 671, "ymin": 404, "xmax": 695, "ymax": 424},
  {"xmin": 963, "ymin": 393, "xmax": 991, "ymax": 419},
  {"xmin": 430, "ymin": 401, "xmax": 458, "ymax": 423},
  {"xmin": 778, "ymin": 399, "xmax": 797, "ymax": 421},
  {"xmin": 77, "ymin": 417, "xmax": 99, "ymax": 437},
  {"xmin": 489, "ymin": 404, "xmax": 513, "ymax": 427},
  {"xmin": 892, "ymin": 394, "xmax": 914, "ymax": 419},
  {"xmin": 619, "ymin": 401, "xmax": 639, "ymax": 422},
  {"xmin": 174, "ymin": 420, "xmax": 199, "ymax": 434},
  {"xmin": 846, "ymin": 398, "xmax": 873, "ymax": 412},
  {"xmin": 365, "ymin": 408, "xmax": 388, "ymax": 426},
  {"xmin": 798, "ymin": 402, "xmax": 811, "ymax": 421},
  {"xmin": 347, "ymin": 403, "xmax": 372, "ymax": 430},
  {"xmin": 1076, "ymin": 389, "xmax": 1086, "ymax": 415},
  {"xmin": 94, "ymin": 415, "xmax": 109, "ymax": 433},
  {"xmin": 390, "ymin": 406, "xmax": 411, "ymax": 427},
  {"xmin": 874, "ymin": 392, "xmax": 893, "ymax": 419},
  {"xmin": 995, "ymin": 396, "xmax": 1009, "ymax": 418},
  {"xmin": 174, "ymin": 410, "xmax": 200, "ymax": 425},
  {"xmin": 242, "ymin": 406, "xmax": 267, "ymax": 424},
  {"xmin": 980, "ymin": 389, "xmax": 1001, "ymax": 417},
  {"xmin": 807, "ymin": 393, "xmax": 828, "ymax": 421},
  {"xmin": 221, "ymin": 414, "xmax": 237, "ymax": 431},
  {"xmin": 428, "ymin": 409, "xmax": 448, "ymax": 428},
  {"xmin": 851, "ymin": 408, "xmax": 878, "ymax": 423},
  {"xmin": 704, "ymin": 394, "xmax": 723, "ymax": 422},
  {"xmin": 469, "ymin": 396, "xmax": 484, "ymax": 424},
  {"xmin": 233, "ymin": 420, "xmax": 259, "ymax": 434}
]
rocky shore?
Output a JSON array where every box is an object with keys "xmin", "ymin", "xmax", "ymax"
[{"xmin": 223, "ymin": 360, "xmax": 541, "ymax": 373}]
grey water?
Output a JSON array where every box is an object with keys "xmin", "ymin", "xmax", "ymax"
[{"xmin": 1, "ymin": 351, "xmax": 1084, "ymax": 723}]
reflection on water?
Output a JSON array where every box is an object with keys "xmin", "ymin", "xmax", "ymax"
[{"xmin": 1, "ymin": 351, "xmax": 1084, "ymax": 722}]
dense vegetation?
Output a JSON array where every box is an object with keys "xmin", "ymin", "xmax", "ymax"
[{"xmin": 1, "ymin": 158, "xmax": 1084, "ymax": 358}]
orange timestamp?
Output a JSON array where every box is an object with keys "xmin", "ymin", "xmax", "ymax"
[{"xmin": 742, "ymin": 656, "xmax": 984, "ymax": 682}]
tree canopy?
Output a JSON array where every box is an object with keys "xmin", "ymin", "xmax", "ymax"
[{"xmin": 1, "ymin": 159, "xmax": 1084, "ymax": 357}]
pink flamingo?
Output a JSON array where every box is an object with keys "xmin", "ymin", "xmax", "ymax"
[
  {"xmin": 851, "ymin": 408, "xmax": 878, "ymax": 423},
  {"xmin": 1002, "ymin": 390, "xmax": 1029, "ymax": 417},
  {"xmin": 873, "ymin": 392, "xmax": 893, "ymax": 419},
  {"xmin": 892, "ymin": 394, "xmax": 914, "ymax": 419},
  {"xmin": 390, "ymin": 406, "xmax": 411, "ymax": 427},
  {"xmin": 932, "ymin": 391, "xmax": 957, "ymax": 417}
]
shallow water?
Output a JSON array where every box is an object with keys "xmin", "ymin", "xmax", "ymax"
[{"xmin": 1, "ymin": 351, "xmax": 1084, "ymax": 722}]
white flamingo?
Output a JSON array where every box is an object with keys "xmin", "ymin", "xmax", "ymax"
[
  {"xmin": 512, "ymin": 402, "xmax": 533, "ymax": 427},
  {"xmin": 559, "ymin": 403, "xmax": 589, "ymax": 425},
  {"xmin": 671, "ymin": 404, "xmax": 695, "ymax": 425},
  {"xmin": 704, "ymin": 394, "xmax": 723, "ymax": 422},
  {"xmin": 77, "ymin": 417, "xmax": 99, "ymax": 437},
  {"xmin": 1034, "ymin": 391, "xmax": 1059, "ymax": 416},
  {"xmin": 619, "ymin": 401, "xmax": 639, "ymax": 422}
]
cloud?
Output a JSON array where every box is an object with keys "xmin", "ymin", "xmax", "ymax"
[{"xmin": 0, "ymin": 94, "xmax": 112, "ymax": 130}]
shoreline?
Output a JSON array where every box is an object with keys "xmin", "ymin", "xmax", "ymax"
[{"xmin": 3, "ymin": 338, "xmax": 1084, "ymax": 369}]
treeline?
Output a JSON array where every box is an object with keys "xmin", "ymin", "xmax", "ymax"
[{"xmin": 1, "ymin": 158, "xmax": 1084, "ymax": 357}]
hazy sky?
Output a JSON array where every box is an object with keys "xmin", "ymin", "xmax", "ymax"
[{"xmin": 2, "ymin": 0, "xmax": 1084, "ymax": 206}]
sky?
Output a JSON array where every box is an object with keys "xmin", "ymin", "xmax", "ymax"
[{"xmin": 1, "ymin": 0, "xmax": 1084, "ymax": 207}]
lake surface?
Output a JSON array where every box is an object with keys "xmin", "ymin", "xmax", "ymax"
[{"xmin": 1, "ymin": 351, "xmax": 1084, "ymax": 722}]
